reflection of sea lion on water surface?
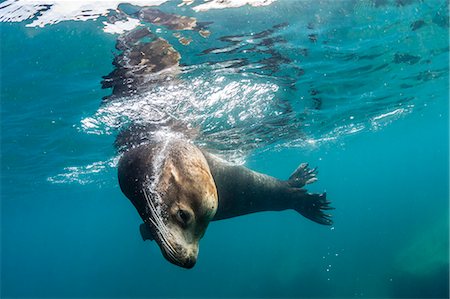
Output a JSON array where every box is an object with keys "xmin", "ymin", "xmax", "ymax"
[{"xmin": 101, "ymin": 13, "xmax": 333, "ymax": 269}]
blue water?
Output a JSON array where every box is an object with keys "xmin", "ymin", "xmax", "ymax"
[{"xmin": 1, "ymin": 0, "xmax": 449, "ymax": 298}]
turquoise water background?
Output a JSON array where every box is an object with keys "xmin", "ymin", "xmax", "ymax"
[{"xmin": 1, "ymin": 0, "xmax": 449, "ymax": 298}]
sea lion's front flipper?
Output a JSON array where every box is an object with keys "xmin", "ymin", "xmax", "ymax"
[
  {"xmin": 288, "ymin": 163, "xmax": 318, "ymax": 188},
  {"xmin": 139, "ymin": 223, "xmax": 154, "ymax": 241}
]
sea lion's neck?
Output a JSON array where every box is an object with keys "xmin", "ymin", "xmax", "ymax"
[{"xmin": 202, "ymin": 152, "xmax": 290, "ymax": 221}]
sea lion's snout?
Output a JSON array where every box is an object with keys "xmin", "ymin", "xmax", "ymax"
[
  {"xmin": 172, "ymin": 250, "xmax": 197, "ymax": 269},
  {"xmin": 166, "ymin": 254, "xmax": 197, "ymax": 269},
  {"xmin": 159, "ymin": 238, "xmax": 199, "ymax": 269},
  {"xmin": 182, "ymin": 256, "xmax": 196, "ymax": 269}
]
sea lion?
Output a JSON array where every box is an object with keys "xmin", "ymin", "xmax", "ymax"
[
  {"xmin": 104, "ymin": 23, "xmax": 332, "ymax": 269},
  {"xmin": 117, "ymin": 130, "xmax": 332, "ymax": 269}
]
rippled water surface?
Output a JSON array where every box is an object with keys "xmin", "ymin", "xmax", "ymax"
[{"xmin": 1, "ymin": 0, "xmax": 449, "ymax": 298}]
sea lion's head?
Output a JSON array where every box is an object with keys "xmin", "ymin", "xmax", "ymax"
[{"xmin": 118, "ymin": 138, "xmax": 218, "ymax": 268}]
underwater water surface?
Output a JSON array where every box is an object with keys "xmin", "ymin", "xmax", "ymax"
[{"xmin": 1, "ymin": 0, "xmax": 449, "ymax": 298}]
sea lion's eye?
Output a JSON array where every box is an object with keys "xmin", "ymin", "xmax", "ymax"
[{"xmin": 176, "ymin": 209, "xmax": 192, "ymax": 227}]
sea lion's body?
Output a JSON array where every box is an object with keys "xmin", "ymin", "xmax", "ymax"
[
  {"xmin": 117, "ymin": 132, "xmax": 332, "ymax": 268},
  {"xmin": 203, "ymin": 152, "xmax": 331, "ymax": 224}
]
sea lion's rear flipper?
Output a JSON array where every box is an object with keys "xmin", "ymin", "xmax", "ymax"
[
  {"xmin": 287, "ymin": 163, "xmax": 333, "ymax": 225},
  {"xmin": 288, "ymin": 163, "xmax": 318, "ymax": 188},
  {"xmin": 293, "ymin": 191, "xmax": 333, "ymax": 225},
  {"xmin": 139, "ymin": 223, "xmax": 154, "ymax": 241}
]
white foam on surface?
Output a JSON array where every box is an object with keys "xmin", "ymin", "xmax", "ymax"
[
  {"xmin": 193, "ymin": 0, "xmax": 276, "ymax": 12},
  {"xmin": 0, "ymin": 0, "xmax": 168, "ymax": 30},
  {"xmin": 0, "ymin": 0, "xmax": 278, "ymax": 33},
  {"xmin": 103, "ymin": 17, "xmax": 143, "ymax": 34}
]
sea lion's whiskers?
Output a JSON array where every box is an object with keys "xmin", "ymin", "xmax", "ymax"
[
  {"xmin": 143, "ymin": 189, "xmax": 178, "ymax": 257},
  {"xmin": 143, "ymin": 189, "xmax": 167, "ymax": 231},
  {"xmin": 159, "ymin": 232, "xmax": 178, "ymax": 258},
  {"xmin": 157, "ymin": 224, "xmax": 178, "ymax": 258},
  {"xmin": 144, "ymin": 189, "xmax": 171, "ymax": 236},
  {"xmin": 149, "ymin": 203, "xmax": 167, "ymax": 234},
  {"xmin": 146, "ymin": 210, "xmax": 178, "ymax": 259},
  {"xmin": 148, "ymin": 217, "xmax": 178, "ymax": 260},
  {"xmin": 148, "ymin": 214, "xmax": 175, "ymax": 253}
]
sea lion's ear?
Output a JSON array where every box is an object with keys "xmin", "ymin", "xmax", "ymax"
[
  {"xmin": 139, "ymin": 223, "xmax": 154, "ymax": 241},
  {"xmin": 169, "ymin": 164, "xmax": 181, "ymax": 183}
]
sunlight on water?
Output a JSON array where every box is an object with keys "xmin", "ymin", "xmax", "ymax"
[
  {"xmin": 1, "ymin": 0, "xmax": 446, "ymax": 185},
  {"xmin": 47, "ymin": 157, "xmax": 120, "ymax": 185},
  {"xmin": 80, "ymin": 68, "xmax": 283, "ymax": 163}
]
